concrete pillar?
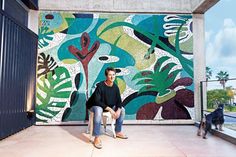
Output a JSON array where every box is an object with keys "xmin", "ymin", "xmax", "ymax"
[
  {"xmin": 193, "ymin": 14, "xmax": 206, "ymax": 121},
  {"xmin": 28, "ymin": 9, "xmax": 38, "ymax": 34}
]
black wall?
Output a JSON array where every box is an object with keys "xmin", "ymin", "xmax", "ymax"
[
  {"xmin": 0, "ymin": 0, "xmax": 2, "ymax": 10},
  {"xmin": 21, "ymin": 0, "xmax": 38, "ymax": 10},
  {"xmin": 4, "ymin": 0, "xmax": 28, "ymax": 27},
  {"xmin": 0, "ymin": 9, "xmax": 37, "ymax": 140}
]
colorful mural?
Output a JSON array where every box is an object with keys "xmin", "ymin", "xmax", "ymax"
[{"xmin": 36, "ymin": 12, "xmax": 194, "ymax": 123}]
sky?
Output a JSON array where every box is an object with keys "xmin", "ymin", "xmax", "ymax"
[{"xmin": 205, "ymin": 0, "xmax": 236, "ymax": 82}]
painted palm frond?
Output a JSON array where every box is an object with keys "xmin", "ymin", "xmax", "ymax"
[
  {"xmin": 132, "ymin": 56, "xmax": 181, "ymax": 103},
  {"xmin": 132, "ymin": 70, "xmax": 154, "ymax": 81},
  {"xmin": 154, "ymin": 56, "xmax": 170, "ymax": 71}
]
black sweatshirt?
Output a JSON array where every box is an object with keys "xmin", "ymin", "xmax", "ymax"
[{"xmin": 86, "ymin": 81, "xmax": 122, "ymax": 111}]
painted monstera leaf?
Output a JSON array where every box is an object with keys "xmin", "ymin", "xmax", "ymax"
[
  {"xmin": 36, "ymin": 67, "xmax": 72, "ymax": 122},
  {"xmin": 38, "ymin": 27, "xmax": 54, "ymax": 49}
]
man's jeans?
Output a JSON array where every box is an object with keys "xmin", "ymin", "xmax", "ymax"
[{"xmin": 90, "ymin": 106, "xmax": 125, "ymax": 137}]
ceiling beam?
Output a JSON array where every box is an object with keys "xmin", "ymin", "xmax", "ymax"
[
  {"xmin": 39, "ymin": 0, "xmax": 219, "ymax": 14},
  {"xmin": 192, "ymin": 0, "xmax": 220, "ymax": 14}
]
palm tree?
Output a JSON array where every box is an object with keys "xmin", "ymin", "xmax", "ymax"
[
  {"xmin": 216, "ymin": 71, "xmax": 229, "ymax": 89},
  {"xmin": 206, "ymin": 66, "xmax": 212, "ymax": 81}
]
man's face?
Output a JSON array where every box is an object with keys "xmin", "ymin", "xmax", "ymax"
[{"xmin": 106, "ymin": 70, "xmax": 116, "ymax": 83}]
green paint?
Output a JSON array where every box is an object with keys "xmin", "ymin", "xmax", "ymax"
[{"xmin": 36, "ymin": 67, "xmax": 72, "ymax": 122}]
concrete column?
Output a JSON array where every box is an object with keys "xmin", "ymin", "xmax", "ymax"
[
  {"xmin": 28, "ymin": 10, "xmax": 38, "ymax": 34},
  {"xmin": 193, "ymin": 14, "xmax": 206, "ymax": 121}
]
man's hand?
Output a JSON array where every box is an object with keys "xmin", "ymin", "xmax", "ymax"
[
  {"xmin": 110, "ymin": 109, "xmax": 117, "ymax": 119},
  {"xmin": 105, "ymin": 107, "xmax": 117, "ymax": 119}
]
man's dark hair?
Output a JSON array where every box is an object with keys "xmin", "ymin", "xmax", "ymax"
[{"xmin": 105, "ymin": 67, "xmax": 116, "ymax": 76}]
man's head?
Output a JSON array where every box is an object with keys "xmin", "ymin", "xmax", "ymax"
[{"xmin": 105, "ymin": 67, "xmax": 116, "ymax": 83}]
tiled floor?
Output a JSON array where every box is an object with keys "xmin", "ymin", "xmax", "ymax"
[{"xmin": 0, "ymin": 125, "xmax": 236, "ymax": 157}]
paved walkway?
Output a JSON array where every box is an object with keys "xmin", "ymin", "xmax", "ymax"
[{"xmin": 0, "ymin": 125, "xmax": 236, "ymax": 157}]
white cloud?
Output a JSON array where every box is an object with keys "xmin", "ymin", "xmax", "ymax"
[
  {"xmin": 206, "ymin": 18, "xmax": 236, "ymax": 78},
  {"xmin": 205, "ymin": 30, "xmax": 213, "ymax": 43},
  {"xmin": 224, "ymin": 18, "xmax": 235, "ymax": 27}
]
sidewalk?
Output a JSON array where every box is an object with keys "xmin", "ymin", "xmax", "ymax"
[{"xmin": 0, "ymin": 125, "xmax": 236, "ymax": 157}]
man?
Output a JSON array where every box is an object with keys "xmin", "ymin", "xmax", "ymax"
[{"xmin": 86, "ymin": 67, "xmax": 128, "ymax": 149}]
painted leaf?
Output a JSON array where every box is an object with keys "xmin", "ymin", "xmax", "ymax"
[
  {"xmin": 156, "ymin": 63, "xmax": 177, "ymax": 74},
  {"xmin": 154, "ymin": 56, "xmax": 170, "ymax": 71},
  {"xmin": 36, "ymin": 67, "xmax": 72, "ymax": 122},
  {"xmin": 62, "ymin": 108, "xmax": 72, "ymax": 121},
  {"xmin": 69, "ymin": 91, "xmax": 77, "ymax": 106},
  {"xmin": 38, "ymin": 27, "xmax": 54, "ymax": 49},
  {"xmin": 74, "ymin": 73, "xmax": 83, "ymax": 90},
  {"xmin": 164, "ymin": 69, "xmax": 182, "ymax": 88},
  {"xmin": 135, "ymin": 78, "xmax": 154, "ymax": 85},
  {"xmin": 138, "ymin": 85, "xmax": 158, "ymax": 94},
  {"xmin": 132, "ymin": 70, "xmax": 153, "ymax": 81}
]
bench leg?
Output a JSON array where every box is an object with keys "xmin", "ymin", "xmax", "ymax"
[
  {"xmin": 103, "ymin": 116, "xmax": 108, "ymax": 132},
  {"xmin": 111, "ymin": 118, "xmax": 116, "ymax": 138}
]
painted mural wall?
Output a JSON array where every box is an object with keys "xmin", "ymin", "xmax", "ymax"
[{"xmin": 37, "ymin": 12, "xmax": 194, "ymax": 123}]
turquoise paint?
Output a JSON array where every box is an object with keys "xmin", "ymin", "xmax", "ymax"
[
  {"xmin": 125, "ymin": 114, "xmax": 137, "ymax": 120},
  {"xmin": 180, "ymin": 70, "xmax": 194, "ymax": 91},
  {"xmin": 64, "ymin": 92, "xmax": 87, "ymax": 121},
  {"xmin": 124, "ymin": 95, "xmax": 156, "ymax": 115},
  {"xmin": 90, "ymin": 41, "xmax": 135, "ymax": 93},
  {"xmin": 67, "ymin": 18, "xmax": 94, "ymax": 34},
  {"xmin": 88, "ymin": 43, "xmax": 111, "ymax": 94},
  {"xmin": 132, "ymin": 15, "xmax": 152, "ymax": 25},
  {"xmin": 41, "ymin": 13, "xmax": 63, "ymax": 30},
  {"xmin": 123, "ymin": 66, "xmax": 143, "ymax": 90},
  {"xmin": 57, "ymin": 19, "xmax": 105, "ymax": 61}
]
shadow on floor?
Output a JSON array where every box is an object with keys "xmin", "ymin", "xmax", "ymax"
[{"xmin": 60, "ymin": 126, "xmax": 90, "ymax": 144}]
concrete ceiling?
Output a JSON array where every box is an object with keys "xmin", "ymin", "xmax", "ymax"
[{"xmin": 39, "ymin": 0, "xmax": 220, "ymax": 14}]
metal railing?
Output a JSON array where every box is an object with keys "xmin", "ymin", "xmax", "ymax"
[
  {"xmin": 200, "ymin": 78, "xmax": 236, "ymax": 124},
  {"xmin": 203, "ymin": 110, "xmax": 236, "ymax": 119}
]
